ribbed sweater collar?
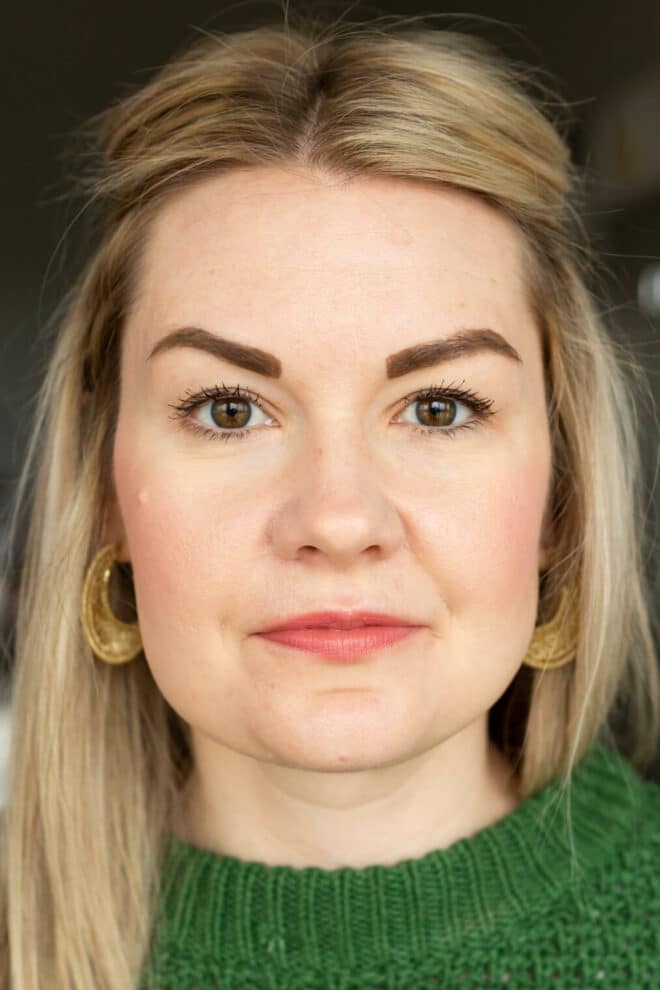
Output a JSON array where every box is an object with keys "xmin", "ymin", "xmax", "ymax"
[{"xmin": 152, "ymin": 744, "xmax": 645, "ymax": 970}]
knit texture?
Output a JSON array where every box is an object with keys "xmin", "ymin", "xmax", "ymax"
[{"xmin": 139, "ymin": 744, "xmax": 660, "ymax": 989}]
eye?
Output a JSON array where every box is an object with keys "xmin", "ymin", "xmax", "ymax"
[
  {"xmin": 392, "ymin": 383, "xmax": 495, "ymax": 439},
  {"xmin": 168, "ymin": 384, "xmax": 274, "ymax": 442},
  {"xmin": 395, "ymin": 392, "xmax": 470, "ymax": 432},
  {"xmin": 169, "ymin": 379, "xmax": 496, "ymax": 443}
]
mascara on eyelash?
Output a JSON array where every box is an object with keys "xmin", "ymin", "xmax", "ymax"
[
  {"xmin": 406, "ymin": 383, "xmax": 495, "ymax": 415},
  {"xmin": 169, "ymin": 382, "xmax": 264, "ymax": 417},
  {"xmin": 167, "ymin": 380, "xmax": 497, "ymax": 437},
  {"xmin": 170, "ymin": 380, "xmax": 494, "ymax": 414}
]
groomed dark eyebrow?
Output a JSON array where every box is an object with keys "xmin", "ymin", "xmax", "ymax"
[
  {"xmin": 147, "ymin": 326, "xmax": 283, "ymax": 378},
  {"xmin": 146, "ymin": 325, "xmax": 522, "ymax": 379},
  {"xmin": 386, "ymin": 327, "xmax": 522, "ymax": 377}
]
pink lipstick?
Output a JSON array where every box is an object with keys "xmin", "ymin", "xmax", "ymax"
[{"xmin": 254, "ymin": 611, "xmax": 423, "ymax": 661}]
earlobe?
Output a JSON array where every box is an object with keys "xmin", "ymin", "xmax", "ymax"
[
  {"xmin": 98, "ymin": 495, "xmax": 130, "ymax": 563},
  {"xmin": 538, "ymin": 542, "xmax": 557, "ymax": 572},
  {"xmin": 539, "ymin": 507, "xmax": 556, "ymax": 572}
]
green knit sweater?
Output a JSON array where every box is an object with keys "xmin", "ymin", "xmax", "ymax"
[{"xmin": 139, "ymin": 744, "xmax": 660, "ymax": 989}]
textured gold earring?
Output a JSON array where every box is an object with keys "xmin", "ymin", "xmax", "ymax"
[
  {"xmin": 81, "ymin": 543, "xmax": 143, "ymax": 664},
  {"xmin": 522, "ymin": 582, "xmax": 578, "ymax": 670},
  {"xmin": 79, "ymin": 542, "xmax": 576, "ymax": 668}
]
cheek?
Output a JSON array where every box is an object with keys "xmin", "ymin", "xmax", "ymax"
[
  {"xmin": 112, "ymin": 438, "xmax": 249, "ymax": 639},
  {"xmin": 486, "ymin": 467, "xmax": 549, "ymax": 580},
  {"xmin": 113, "ymin": 456, "xmax": 253, "ymax": 721},
  {"xmin": 416, "ymin": 445, "xmax": 552, "ymax": 692},
  {"xmin": 418, "ymin": 442, "xmax": 552, "ymax": 611}
]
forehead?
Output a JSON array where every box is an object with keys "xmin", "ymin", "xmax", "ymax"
[{"xmin": 128, "ymin": 166, "xmax": 536, "ymax": 365}]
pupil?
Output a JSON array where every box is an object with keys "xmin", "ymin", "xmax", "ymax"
[
  {"xmin": 420, "ymin": 398, "xmax": 454, "ymax": 427},
  {"xmin": 211, "ymin": 399, "xmax": 250, "ymax": 428}
]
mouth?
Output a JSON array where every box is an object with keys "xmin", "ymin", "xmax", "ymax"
[
  {"xmin": 257, "ymin": 611, "xmax": 421, "ymax": 633},
  {"xmin": 253, "ymin": 624, "xmax": 423, "ymax": 663}
]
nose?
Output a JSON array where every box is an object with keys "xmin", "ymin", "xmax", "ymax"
[{"xmin": 268, "ymin": 431, "xmax": 406, "ymax": 568}]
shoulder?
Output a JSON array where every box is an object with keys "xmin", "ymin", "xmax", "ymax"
[
  {"xmin": 567, "ymin": 742, "xmax": 660, "ymax": 854},
  {"xmin": 512, "ymin": 746, "xmax": 660, "ymax": 985},
  {"xmin": 563, "ymin": 745, "xmax": 659, "ymax": 929}
]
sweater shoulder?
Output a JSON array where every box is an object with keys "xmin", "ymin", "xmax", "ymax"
[
  {"xmin": 558, "ymin": 744, "xmax": 660, "ymax": 900},
  {"xmin": 574, "ymin": 743, "xmax": 660, "ymax": 846}
]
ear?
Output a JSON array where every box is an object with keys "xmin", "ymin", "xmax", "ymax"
[
  {"xmin": 98, "ymin": 491, "xmax": 131, "ymax": 563},
  {"xmin": 538, "ymin": 505, "xmax": 556, "ymax": 572},
  {"xmin": 83, "ymin": 387, "xmax": 132, "ymax": 564}
]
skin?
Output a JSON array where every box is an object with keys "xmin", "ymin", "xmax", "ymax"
[{"xmin": 105, "ymin": 165, "xmax": 554, "ymax": 869}]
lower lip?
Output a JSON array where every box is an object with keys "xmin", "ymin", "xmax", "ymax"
[{"xmin": 255, "ymin": 626, "xmax": 420, "ymax": 660}]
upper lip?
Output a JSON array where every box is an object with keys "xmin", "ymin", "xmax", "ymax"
[{"xmin": 256, "ymin": 611, "xmax": 424, "ymax": 633}]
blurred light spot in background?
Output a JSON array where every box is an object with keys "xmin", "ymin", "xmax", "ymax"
[{"xmin": 638, "ymin": 263, "xmax": 660, "ymax": 318}]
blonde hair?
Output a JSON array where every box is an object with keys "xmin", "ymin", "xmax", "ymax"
[{"xmin": 1, "ymin": 12, "xmax": 658, "ymax": 988}]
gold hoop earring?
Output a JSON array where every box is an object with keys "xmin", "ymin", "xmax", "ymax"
[
  {"xmin": 522, "ymin": 583, "xmax": 578, "ymax": 670},
  {"xmin": 81, "ymin": 543, "xmax": 142, "ymax": 664}
]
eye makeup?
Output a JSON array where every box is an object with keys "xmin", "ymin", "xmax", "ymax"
[{"xmin": 167, "ymin": 379, "xmax": 496, "ymax": 444}]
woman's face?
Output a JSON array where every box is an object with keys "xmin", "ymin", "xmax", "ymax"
[{"xmin": 109, "ymin": 166, "xmax": 552, "ymax": 773}]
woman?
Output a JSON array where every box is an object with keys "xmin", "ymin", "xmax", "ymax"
[{"xmin": 1, "ymin": 13, "xmax": 658, "ymax": 990}]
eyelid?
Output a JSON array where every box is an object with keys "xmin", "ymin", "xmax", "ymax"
[
  {"xmin": 174, "ymin": 379, "xmax": 491, "ymax": 412},
  {"xmin": 169, "ymin": 379, "xmax": 496, "ymax": 440}
]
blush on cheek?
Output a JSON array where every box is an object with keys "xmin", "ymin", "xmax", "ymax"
[
  {"xmin": 507, "ymin": 491, "xmax": 544, "ymax": 556},
  {"xmin": 113, "ymin": 451, "xmax": 176, "ymax": 596},
  {"xmin": 470, "ymin": 458, "xmax": 550, "ymax": 600},
  {"xmin": 128, "ymin": 505, "xmax": 197, "ymax": 604}
]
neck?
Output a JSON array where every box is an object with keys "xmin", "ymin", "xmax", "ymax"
[{"xmin": 171, "ymin": 718, "xmax": 521, "ymax": 869}]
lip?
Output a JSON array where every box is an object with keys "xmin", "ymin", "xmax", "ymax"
[
  {"xmin": 257, "ymin": 611, "xmax": 421, "ymax": 633},
  {"xmin": 253, "ymin": 611, "xmax": 426, "ymax": 662},
  {"xmin": 255, "ymin": 625, "xmax": 422, "ymax": 661}
]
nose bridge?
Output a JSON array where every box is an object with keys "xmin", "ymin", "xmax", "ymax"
[
  {"xmin": 302, "ymin": 402, "xmax": 377, "ymax": 496},
  {"xmin": 269, "ymin": 402, "xmax": 404, "ymax": 563}
]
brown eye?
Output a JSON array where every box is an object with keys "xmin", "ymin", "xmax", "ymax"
[
  {"xmin": 393, "ymin": 385, "xmax": 487, "ymax": 436},
  {"xmin": 415, "ymin": 397, "xmax": 457, "ymax": 428},
  {"xmin": 210, "ymin": 398, "xmax": 252, "ymax": 429}
]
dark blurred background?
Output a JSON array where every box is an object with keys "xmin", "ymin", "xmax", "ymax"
[{"xmin": 1, "ymin": 1, "xmax": 659, "ymax": 794}]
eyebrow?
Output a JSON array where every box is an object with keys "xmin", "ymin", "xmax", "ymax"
[{"xmin": 146, "ymin": 325, "xmax": 522, "ymax": 379}]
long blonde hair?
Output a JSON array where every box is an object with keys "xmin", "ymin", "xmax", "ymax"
[{"xmin": 2, "ymin": 13, "xmax": 658, "ymax": 988}]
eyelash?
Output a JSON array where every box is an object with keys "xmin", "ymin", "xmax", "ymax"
[{"xmin": 167, "ymin": 380, "xmax": 496, "ymax": 443}]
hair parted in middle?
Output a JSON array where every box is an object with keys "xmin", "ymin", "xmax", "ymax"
[{"xmin": 2, "ymin": 13, "xmax": 658, "ymax": 990}]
